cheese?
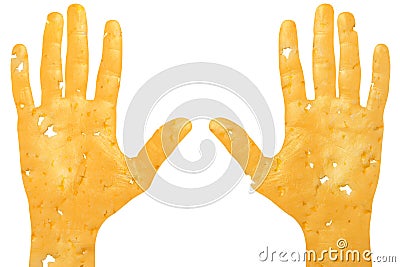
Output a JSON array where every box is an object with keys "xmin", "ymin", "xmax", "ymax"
[
  {"xmin": 210, "ymin": 4, "xmax": 389, "ymax": 266},
  {"xmin": 11, "ymin": 4, "xmax": 191, "ymax": 266}
]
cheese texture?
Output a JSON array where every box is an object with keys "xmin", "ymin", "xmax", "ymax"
[
  {"xmin": 210, "ymin": 4, "xmax": 390, "ymax": 266},
  {"xmin": 11, "ymin": 4, "xmax": 191, "ymax": 267}
]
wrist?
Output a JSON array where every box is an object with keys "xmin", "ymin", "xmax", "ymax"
[
  {"xmin": 30, "ymin": 221, "xmax": 97, "ymax": 267},
  {"xmin": 302, "ymin": 214, "xmax": 372, "ymax": 266}
]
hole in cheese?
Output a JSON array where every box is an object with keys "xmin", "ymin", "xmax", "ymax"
[
  {"xmin": 282, "ymin": 47, "xmax": 292, "ymax": 59},
  {"xmin": 42, "ymin": 254, "xmax": 55, "ymax": 267},
  {"xmin": 340, "ymin": 184, "xmax": 352, "ymax": 196},
  {"xmin": 16, "ymin": 62, "xmax": 24, "ymax": 72},
  {"xmin": 320, "ymin": 176, "xmax": 329, "ymax": 184},
  {"xmin": 44, "ymin": 125, "xmax": 57, "ymax": 138}
]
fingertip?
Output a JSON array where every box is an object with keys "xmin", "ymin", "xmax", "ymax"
[
  {"xmin": 178, "ymin": 119, "xmax": 192, "ymax": 141},
  {"xmin": 47, "ymin": 12, "xmax": 63, "ymax": 24},
  {"xmin": 68, "ymin": 3, "xmax": 86, "ymax": 14},
  {"xmin": 105, "ymin": 20, "xmax": 121, "ymax": 35},
  {"xmin": 281, "ymin": 20, "xmax": 296, "ymax": 31},
  {"xmin": 280, "ymin": 20, "xmax": 299, "ymax": 49},
  {"xmin": 317, "ymin": 3, "xmax": 334, "ymax": 14},
  {"xmin": 210, "ymin": 118, "xmax": 238, "ymax": 134},
  {"xmin": 208, "ymin": 119, "xmax": 219, "ymax": 132},
  {"xmin": 12, "ymin": 44, "xmax": 27, "ymax": 57},
  {"xmin": 209, "ymin": 118, "xmax": 226, "ymax": 136},
  {"xmin": 338, "ymin": 12, "xmax": 355, "ymax": 30},
  {"xmin": 11, "ymin": 44, "xmax": 28, "ymax": 73},
  {"xmin": 67, "ymin": 3, "xmax": 87, "ymax": 30},
  {"xmin": 375, "ymin": 44, "xmax": 389, "ymax": 58},
  {"xmin": 209, "ymin": 118, "xmax": 232, "ymax": 151},
  {"xmin": 161, "ymin": 118, "xmax": 192, "ymax": 142},
  {"xmin": 315, "ymin": 4, "xmax": 334, "ymax": 23},
  {"xmin": 209, "ymin": 117, "xmax": 234, "ymax": 130}
]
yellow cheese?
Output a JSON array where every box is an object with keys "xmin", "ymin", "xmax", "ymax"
[
  {"xmin": 210, "ymin": 4, "xmax": 389, "ymax": 266},
  {"xmin": 11, "ymin": 4, "xmax": 191, "ymax": 266}
]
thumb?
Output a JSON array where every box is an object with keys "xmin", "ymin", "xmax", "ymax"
[
  {"xmin": 209, "ymin": 118, "xmax": 272, "ymax": 191},
  {"xmin": 128, "ymin": 118, "xmax": 192, "ymax": 190}
]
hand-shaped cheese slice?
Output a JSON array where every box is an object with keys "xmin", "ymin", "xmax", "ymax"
[
  {"xmin": 11, "ymin": 5, "xmax": 191, "ymax": 267},
  {"xmin": 210, "ymin": 5, "xmax": 390, "ymax": 266}
]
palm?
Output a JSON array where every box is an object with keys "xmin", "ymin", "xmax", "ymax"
[
  {"xmin": 18, "ymin": 97, "xmax": 132, "ymax": 229},
  {"xmin": 265, "ymin": 97, "xmax": 383, "ymax": 227}
]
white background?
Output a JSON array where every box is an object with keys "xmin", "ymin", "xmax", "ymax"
[{"xmin": 0, "ymin": 0, "xmax": 399, "ymax": 266}]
